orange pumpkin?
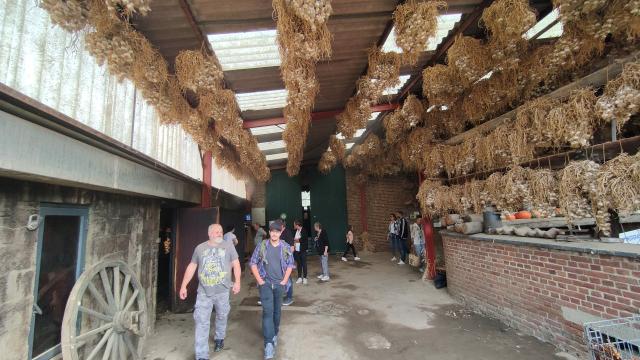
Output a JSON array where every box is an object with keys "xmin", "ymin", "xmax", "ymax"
[{"xmin": 515, "ymin": 211, "xmax": 532, "ymax": 219}]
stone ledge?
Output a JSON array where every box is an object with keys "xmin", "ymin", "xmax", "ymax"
[{"xmin": 441, "ymin": 231, "xmax": 640, "ymax": 259}]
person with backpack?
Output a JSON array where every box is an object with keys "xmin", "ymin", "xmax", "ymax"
[
  {"xmin": 341, "ymin": 225, "xmax": 360, "ymax": 261},
  {"xmin": 314, "ymin": 221, "xmax": 330, "ymax": 281},
  {"xmin": 280, "ymin": 220, "xmax": 295, "ymax": 306},
  {"xmin": 249, "ymin": 219, "xmax": 294, "ymax": 360}
]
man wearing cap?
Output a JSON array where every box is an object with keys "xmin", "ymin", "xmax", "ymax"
[
  {"xmin": 249, "ymin": 219, "xmax": 294, "ymax": 360},
  {"xmin": 179, "ymin": 223, "xmax": 241, "ymax": 359}
]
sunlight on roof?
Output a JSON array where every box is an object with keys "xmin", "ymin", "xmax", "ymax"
[{"xmin": 208, "ymin": 30, "xmax": 281, "ymax": 71}]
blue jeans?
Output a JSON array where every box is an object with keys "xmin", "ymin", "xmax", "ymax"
[
  {"xmin": 392, "ymin": 234, "xmax": 404, "ymax": 259},
  {"xmin": 259, "ymin": 281, "xmax": 285, "ymax": 346},
  {"xmin": 414, "ymin": 243, "xmax": 425, "ymax": 262},
  {"xmin": 397, "ymin": 236, "xmax": 408, "ymax": 262},
  {"xmin": 285, "ymin": 278, "xmax": 293, "ymax": 301}
]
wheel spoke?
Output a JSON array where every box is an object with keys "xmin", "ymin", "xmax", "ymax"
[
  {"xmin": 86, "ymin": 328, "xmax": 113, "ymax": 360},
  {"xmin": 122, "ymin": 289, "xmax": 139, "ymax": 313},
  {"xmin": 114, "ymin": 267, "xmax": 121, "ymax": 311},
  {"xmin": 101, "ymin": 332, "xmax": 115, "ymax": 360},
  {"xmin": 76, "ymin": 323, "xmax": 113, "ymax": 343},
  {"xmin": 123, "ymin": 333, "xmax": 139, "ymax": 360},
  {"xmin": 120, "ymin": 274, "xmax": 131, "ymax": 310},
  {"xmin": 111, "ymin": 334, "xmax": 118, "ymax": 360},
  {"xmin": 79, "ymin": 306, "xmax": 113, "ymax": 322},
  {"xmin": 118, "ymin": 334, "xmax": 127, "ymax": 360},
  {"xmin": 100, "ymin": 269, "xmax": 116, "ymax": 312},
  {"xmin": 88, "ymin": 282, "xmax": 112, "ymax": 315}
]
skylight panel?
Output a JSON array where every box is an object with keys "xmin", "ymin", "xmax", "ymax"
[
  {"xmin": 354, "ymin": 129, "xmax": 366, "ymax": 138},
  {"xmin": 258, "ymin": 140, "xmax": 286, "ymax": 151},
  {"xmin": 382, "ymin": 13, "xmax": 462, "ymax": 53},
  {"xmin": 369, "ymin": 111, "xmax": 381, "ymax": 121},
  {"xmin": 266, "ymin": 152, "xmax": 288, "ymax": 161},
  {"xmin": 236, "ymin": 89, "xmax": 288, "ymax": 111},
  {"xmin": 383, "ymin": 75, "xmax": 411, "ymax": 96},
  {"xmin": 525, "ymin": 9, "xmax": 563, "ymax": 40},
  {"xmin": 346, "ymin": 143, "xmax": 355, "ymax": 149},
  {"xmin": 208, "ymin": 30, "xmax": 281, "ymax": 71},
  {"xmin": 249, "ymin": 124, "xmax": 286, "ymax": 136}
]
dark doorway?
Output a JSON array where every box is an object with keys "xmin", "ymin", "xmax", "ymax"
[
  {"xmin": 29, "ymin": 205, "xmax": 88, "ymax": 360},
  {"xmin": 156, "ymin": 208, "xmax": 176, "ymax": 315}
]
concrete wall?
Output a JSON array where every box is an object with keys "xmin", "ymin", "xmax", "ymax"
[
  {"xmin": 345, "ymin": 171, "xmax": 419, "ymax": 252},
  {"xmin": 0, "ymin": 177, "xmax": 160, "ymax": 359},
  {"xmin": 442, "ymin": 233, "xmax": 640, "ymax": 358}
]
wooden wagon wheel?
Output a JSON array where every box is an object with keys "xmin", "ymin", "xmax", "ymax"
[{"xmin": 61, "ymin": 260, "xmax": 147, "ymax": 360}]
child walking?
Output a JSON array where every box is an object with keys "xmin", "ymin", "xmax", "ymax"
[{"xmin": 341, "ymin": 225, "xmax": 360, "ymax": 261}]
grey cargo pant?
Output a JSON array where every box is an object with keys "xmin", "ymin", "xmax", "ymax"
[{"xmin": 194, "ymin": 290, "xmax": 231, "ymax": 359}]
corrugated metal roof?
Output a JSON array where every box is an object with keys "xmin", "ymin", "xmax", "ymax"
[
  {"xmin": 236, "ymin": 89, "xmax": 287, "ymax": 111},
  {"xmin": 208, "ymin": 30, "xmax": 281, "ymax": 71},
  {"xmin": 525, "ymin": 9, "xmax": 562, "ymax": 40},
  {"xmin": 249, "ymin": 124, "xmax": 286, "ymax": 135},
  {"xmin": 258, "ymin": 139, "xmax": 286, "ymax": 151},
  {"xmin": 382, "ymin": 13, "xmax": 462, "ymax": 53}
]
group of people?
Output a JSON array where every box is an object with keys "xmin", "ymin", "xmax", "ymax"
[
  {"xmin": 388, "ymin": 211, "xmax": 426, "ymax": 271},
  {"xmin": 180, "ymin": 218, "xmax": 364, "ymax": 359}
]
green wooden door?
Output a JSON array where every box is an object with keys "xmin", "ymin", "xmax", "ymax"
[
  {"xmin": 266, "ymin": 170, "xmax": 302, "ymax": 233},
  {"xmin": 309, "ymin": 165, "xmax": 348, "ymax": 253}
]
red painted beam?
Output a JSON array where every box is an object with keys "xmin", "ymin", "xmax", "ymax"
[
  {"xmin": 201, "ymin": 151, "xmax": 212, "ymax": 207},
  {"xmin": 242, "ymin": 103, "xmax": 400, "ymax": 129},
  {"xmin": 418, "ymin": 170, "xmax": 436, "ymax": 280}
]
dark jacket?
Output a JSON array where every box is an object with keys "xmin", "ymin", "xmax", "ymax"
[
  {"xmin": 398, "ymin": 217, "xmax": 409, "ymax": 240},
  {"xmin": 281, "ymin": 227, "xmax": 294, "ymax": 247},
  {"xmin": 315, "ymin": 230, "xmax": 329, "ymax": 253},
  {"xmin": 295, "ymin": 227, "xmax": 308, "ymax": 252}
]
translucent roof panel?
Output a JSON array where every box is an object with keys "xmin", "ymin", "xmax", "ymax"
[
  {"xmin": 258, "ymin": 140, "xmax": 286, "ymax": 151},
  {"xmin": 383, "ymin": 75, "xmax": 411, "ymax": 96},
  {"xmin": 524, "ymin": 9, "xmax": 563, "ymax": 40},
  {"xmin": 208, "ymin": 30, "xmax": 281, "ymax": 71},
  {"xmin": 236, "ymin": 89, "xmax": 287, "ymax": 111},
  {"xmin": 354, "ymin": 129, "xmax": 366, "ymax": 138},
  {"xmin": 249, "ymin": 124, "xmax": 286, "ymax": 136},
  {"xmin": 266, "ymin": 152, "xmax": 288, "ymax": 161},
  {"xmin": 346, "ymin": 143, "xmax": 355, "ymax": 149},
  {"xmin": 382, "ymin": 13, "xmax": 462, "ymax": 53}
]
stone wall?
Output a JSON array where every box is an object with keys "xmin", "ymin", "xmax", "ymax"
[
  {"xmin": 345, "ymin": 171, "xmax": 419, "ymax": 252},
  {"xmin": 0, "ymin": 177, "xmax": 160, "ymax": 359},
  {"xmin": 443, "ymin": 232, "xmax": 640, "ymax": 358}
]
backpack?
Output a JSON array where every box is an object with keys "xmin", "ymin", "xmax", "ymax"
[{"xmin": 257, "ymin": 240, "xmax": 292, "ymax": 265}]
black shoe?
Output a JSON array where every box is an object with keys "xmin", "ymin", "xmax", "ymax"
[{"xmin": 214, "ymin": 339, "xmax": 224, "ymax": 352}]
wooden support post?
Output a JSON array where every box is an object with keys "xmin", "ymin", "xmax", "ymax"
[
  {"xmin": 201, "ymin": 151, "xmax": 212, "ymax": 207},
  {"xmin": 359, "ymin": 184, "xmax": 368, "ymax": 232},
  {"xmin": 418, "ymin": 170, "xmax": 436, "ymax": 280}
]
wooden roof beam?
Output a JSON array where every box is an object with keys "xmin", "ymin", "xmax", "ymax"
[{"xmin": 242, "ymin": 103, "xmax": 400, "ymax": 128}]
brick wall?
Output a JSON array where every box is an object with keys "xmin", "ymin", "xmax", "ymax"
[
  {"xmin": 443, "ymin": 233, "xmax": 640, "ymax": 358},
  {"xmin": 345, "ymin": 171, "xmax": 418, "ymax": 252},
  {"xmin": 0, "ymin": 177, "xmax": 160, "ymax": 359}
]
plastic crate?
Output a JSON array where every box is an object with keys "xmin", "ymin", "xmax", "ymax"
[{"xmin": 584, "ymin": 315, "xmax": 640, "ymax": 360}]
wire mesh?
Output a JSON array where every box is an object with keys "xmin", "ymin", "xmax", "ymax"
[{"xmin": 584, "ymin": 315, "xmax": 640, "ymax": 360}]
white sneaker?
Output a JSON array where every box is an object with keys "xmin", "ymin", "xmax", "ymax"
[
  {"xmin": 391, "ymin": 257, "xmax": 397, "ymax": 262},
  {"xmin": 303, "ymin": 278, "xmax": 308, "ymax": 285},
  {"xmin": 354, "ymin": 257, "xmax": 360, "ymax": 261},
  {"xmin": 397, "ymin": 260, "xmax": 405, "ymax": 265},
  {"xmin": 320, "ymin": 275, "xmax": 330, "ymax": 281},
  {"xmin": 341, "ymin": 257, "xmax": 347, "ymax": 262},
  {"xmin": 296, "ymin": 277, "xmax": 303, "ymax": 284},
  {"xmin": 317, "ymin": 274, "xmax": 324, "ymax": 279}
]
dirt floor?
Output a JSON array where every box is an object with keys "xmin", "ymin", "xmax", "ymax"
[{"xmin": 144, "ymin": 252, "xmax": 572, "ymax": 360}]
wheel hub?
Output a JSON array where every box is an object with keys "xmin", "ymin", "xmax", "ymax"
[{"xmin": 113, "ymin": 311, "xmax": 142, "ymax": 335}]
